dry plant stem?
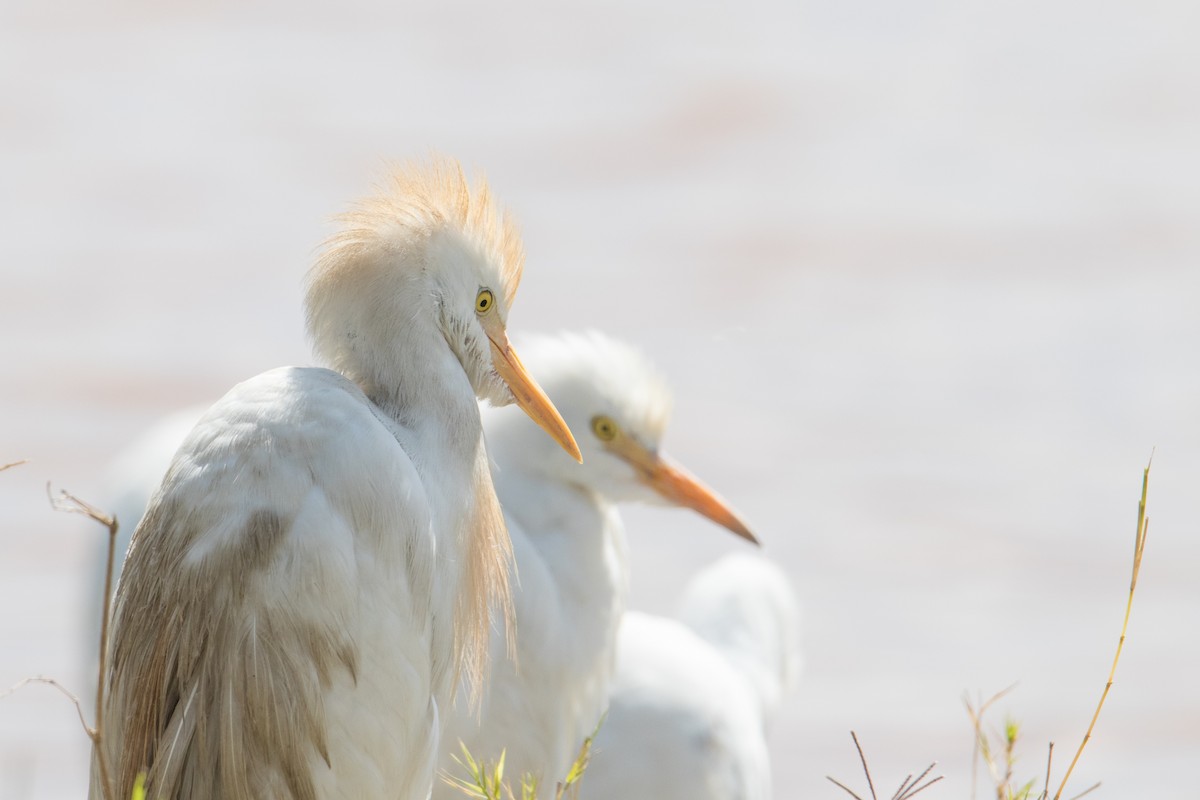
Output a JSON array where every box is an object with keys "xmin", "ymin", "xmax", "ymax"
[
  {"xmin": 1051, "ymin": 460, "xmax": 1151, "ymax": 800},
  {"xmin": 900, "ymin": 775, "xmax": 943, "ymax": 800},
  {"xmin": 828, "ymin": 732, "xmax": 942, "ymax": 800},
  {"xmin": 827, "ymin": 776, "xmax": 866, "ymax": 800},
  {"xmin": 912, "ymin": 776, "xmax": 944, "ymax": 798},
  {"xmin": 965, "ymin": 683, "xmax": 1017, "ymax": 800},
  {"xmin": 1041, "ymin": 742, "xmax": 1054, "ymax": 800},
  {"xmin": 0, "ymin": 459, "xmax": 30, "ymax": 472},
  {"xmin": 1066, "ymin": 782, "xmax": 1101, "ymax": 800},
  {"xmin": 46, "ymin": 484, "xmax": 119, "ymax": 800},
  {"xmin": 852, "ymin": 731, "xmax": 877, "ymax": 800},
  {"xmin": 0, "ymin": 676, "xmax": 90, "ymax": 732},
  {"xmin": 893, "ymin": 762, "xmax": 940, "ymax": 800}
]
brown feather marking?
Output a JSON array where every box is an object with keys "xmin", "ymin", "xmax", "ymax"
[
  {"xmin": 100, "ymin": 499, "xmax": 358, "ymax": 800},
  {"xmin": 239, "ymin": 509, "xmax": 287, "ymax": 572}
]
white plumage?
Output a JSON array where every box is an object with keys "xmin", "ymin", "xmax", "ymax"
[
  {"xmin": 581, "ymin": 554, "xmax": 801, "ymax": 800},
  {"xmin": 91, "ymin": 159, "xmax": 579, "ymax": 800},
  {"xmin": 90, "ymin": 329, "xmax": 769, "ymax": 799},
  {"xmin": 434, "ymin": 331, "xmax": 756, "ymax": 798}
]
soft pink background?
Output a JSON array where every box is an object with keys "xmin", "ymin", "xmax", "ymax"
[{"xmin": 3, "ymin": 1, "xmax": 1198, "ymax": 797}]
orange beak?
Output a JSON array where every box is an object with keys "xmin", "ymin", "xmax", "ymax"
[
  {"xmin": 486, "ymin": 325, "xmax": 582, "ymax": 463},
  {"xmin": 608, "ymin": 435, "xmax": 758, "ymax": 544}
]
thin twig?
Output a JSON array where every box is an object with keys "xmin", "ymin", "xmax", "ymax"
[
  {"xmin": 0, "ymin": 459, "xmax": 29, "ymax": 472},
  {"xmin": 902, "ymin": 774, "xmax": 944, "ymax": 799},
  {"xmin": 896, "ymin": 762, "xmax": 938, "ymax": 800},
  {"xmin": 47, "ymin": 483, "xmax": 119, "ymax": 800},
  {"xmin": 829, "ymin": 733, "xmax": 940, "ymax": 800},
  {"xmin": 965, "ymin": 684, "xmax": 1018, "ymax": 799},
  {"xmin": 827, "ymin": 775, "xmax": 867, "ymax": 800},
  {"xmin": 1052, "ymin": 459, "xmax": 1151, "ymax": 800},
  {"xmin": 47, "ymin": 483, "xmax": 116, "ymax": 529},
  {"xmin": 1066, "ymin": 782, "xmax": 1101, "ymax": 800},
  {"xmin": 0, "ymin": 676, "xmax": 93, "ymax": 735},
  {"xmin": 851, "ymin": 731, "xmax": 878, "ymax": 800},
  {"xmin": 0, "ymin": 483, "xmax": 121, "ymax": 800},
  {"xmin": 1041, "ymin": 741, "xmax": 1054, "ymax": 800}
]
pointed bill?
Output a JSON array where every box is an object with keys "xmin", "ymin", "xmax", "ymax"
[
  {"xmin": 487, "ymin": 328, "xmax": 582, "ymax": 463},
  {"xmin": 609, "ymin": 436, "xmax": 758, "ymax": 544},
  {"xmin": 644, "ymin": 454, "xmax": 758, "ymax": 544}
]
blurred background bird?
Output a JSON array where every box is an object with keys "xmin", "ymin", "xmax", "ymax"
[
  {"xmin": 580, "ymin": 553, "xmax": 800, "ymax": 800},
  {"xmin": 435, "ymin": 330, "xmax": 757, "ymax": 798},
  {"xmin": 91, "ymin": 158, "xmax": 580, "ymax": 800}
]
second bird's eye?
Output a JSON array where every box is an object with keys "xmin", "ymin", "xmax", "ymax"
[
  {"xmin": 476, "ymin": 289, "xmax": 494, "ymax": 314},
  {"xmin": 591, "ymin": 415, "xmax": 619, "ymax": 442}
]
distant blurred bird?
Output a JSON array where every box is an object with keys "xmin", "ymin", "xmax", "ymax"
[
  {"xmin": 580, "ymin": 554, "xmax": 801, "ymax": 800},
  {"xmin": 91, "ymin": 159, "xmax": 580, "ymax": 800},
  {"xmin": 434, "ymin": 331, "xmax": 757, "ymax": 799}
]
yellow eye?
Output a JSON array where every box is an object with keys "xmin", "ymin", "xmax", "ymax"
[
  {"xmin": 475, "ymin": 289, "xmax": 495, "ymax": 315},
  {"xmin": 591, "ymin": 415, "xmax": 619, "ymax": 442}
]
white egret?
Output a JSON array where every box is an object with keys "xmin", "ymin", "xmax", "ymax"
[
  {"xmin": 434, "ymin": 331, "xmax": 757, "ymax": 798},
  {"xmin": 91, "ymin": 159, "xmax": 580, "ymax": 800},
  {"xmin": 580, "ymin": 554, "xmax": 801, "ymax": 800}
]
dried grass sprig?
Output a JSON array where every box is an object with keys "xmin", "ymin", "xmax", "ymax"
[
  {"xmin": 827, "ymin": 731, "xmax": 943, "ymax": 800},
  {"xmin": 1050, "ymin": 458, "xmax": 1152, "ymax": 800},
  {"xmin": 1, "ymin": 468, "xmax": 121, "ymax": 800},
  {"xmin": 48, "ymin": 484, "xmax": 120, "ymax": 800}
]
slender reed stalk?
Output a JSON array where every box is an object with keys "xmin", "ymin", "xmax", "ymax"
[
  {"xmin": 46, "ymin": 484, "xmax": 120, "ymax": 800},
  {"xmin": 1050, "ymin": 459, "xmax": 1151, "ymax": 800}
]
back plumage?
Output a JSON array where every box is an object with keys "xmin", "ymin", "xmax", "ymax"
[
  {"xmin": 678, "ymin": 553, "xmax": 802, "ymax": 724},
  {"xmin": 581, "ymin": 554, "xmax": 801, "ymax": 800}
]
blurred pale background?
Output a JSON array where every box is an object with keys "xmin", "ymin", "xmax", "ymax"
[{"xmin": 2, "ymin": 0, "xmax": 1198, "ymax": 797}]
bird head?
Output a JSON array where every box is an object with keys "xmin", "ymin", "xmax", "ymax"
[
  {"xmin": 496, "ymin": 331, "xmax": 757, "ymax": 543},
  {"xmin": 305, "ymin": 157, "xmax": 580, "ymax": 462}
]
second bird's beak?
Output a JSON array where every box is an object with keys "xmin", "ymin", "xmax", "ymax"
[
  {"xmin": 609, "ymin": 436, "xmax": 758, "ymax": 545},
  {"xmin": 487, "ymin": 326, "xmax": 583, "ymax": 463}
]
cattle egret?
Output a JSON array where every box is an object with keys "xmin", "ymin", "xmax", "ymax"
[
  {"xmin": 434, "ymin": 331, "xmax": 756, "ymax": 798},
  {"xmin": 580, "ymin": 554, "xmax": 801, "ymax": 800},
  {"xmin": 91, "ymin": 159, "xmax": 580, "ymax": 800}
]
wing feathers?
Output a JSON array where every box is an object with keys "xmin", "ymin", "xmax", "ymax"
[
  {"xmin": 99, "ymin": 370, "xmax": 432, "ymax": 800},
  {"xmin": 95, "ymin": 365, "xmax": 478, "ymax": 800},
  {"xmin": 107, "ymin": 494, "xmax": 356, "ymax": 799}
]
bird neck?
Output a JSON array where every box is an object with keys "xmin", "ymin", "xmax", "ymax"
[
  {"xmin": 492, "ymin": 457, "xmax": 630, "ymax": 620},
  {"xmin": 482, "ymin": 406, "xmax": 628, "ymax": 570},
  {"xmin": 355, "ymin": 321, "xmax": 511, "ymax": 703},
  {"xmin": 363, "ymin": 321, "xmax": 481, "ymax": 464},
  {"xmin": 492, "ymin": 463, "xmax": 606, "ymax": 539}
]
